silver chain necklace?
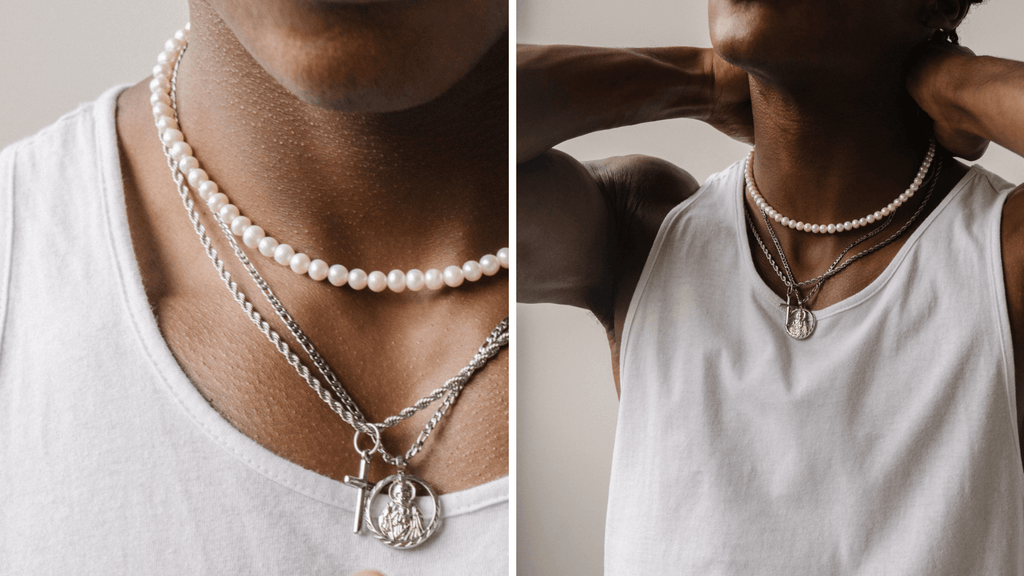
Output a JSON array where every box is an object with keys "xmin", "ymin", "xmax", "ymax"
[
  {"xmin": 744, "ymin": 152, "xmax": 944, "ymax": 340},
  {"xmin": 158, "ymin": 41, "xmax": 508, "ymax": 549}
]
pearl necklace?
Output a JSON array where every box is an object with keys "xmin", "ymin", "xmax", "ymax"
[
  {"xmin": 153, "ymin": 25, "xmax": 510, "ymax": 549},
  {"xmin": 744, "ymin": 138, "xmax": 936, "ymax": 234},
  {"xmin": 148, "ymin": 27, "xmax": 509, "ymax": 293}
]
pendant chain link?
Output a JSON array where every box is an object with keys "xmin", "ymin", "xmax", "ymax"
[
  {"xmin": 162, "ymin": 43, "xmax": 508, "ymax": 467},
  {"xmin": 745, "ymin": 152, "xmax": 944, "ymax": 309}
]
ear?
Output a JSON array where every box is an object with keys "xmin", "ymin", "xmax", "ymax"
[{"xmin": 921, "ymin": 0, "xmax": 972, "ymax": 33}]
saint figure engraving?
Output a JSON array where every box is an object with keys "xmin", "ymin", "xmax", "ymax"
[
  {"xmin": 786, "ymin": 306, "xmax": 815, "ymax": 340},
  {"xmin": 378, "ymin": 479, "xmax": 426, "ymax": 543}
]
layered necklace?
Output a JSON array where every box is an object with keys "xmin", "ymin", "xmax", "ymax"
[
  {"xmin": 150, "ymin": 24, "xmax": 509, "ymax": 548},
  {"xmin": 743, "ymin": 140, "xmax": 943, "ymax": 340}
]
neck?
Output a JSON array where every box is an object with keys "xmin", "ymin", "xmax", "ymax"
[
  {"xmin": 171, "ymin": 2, "xmax": 508, "ymax": 268},
  {"xmin": 748, "ymin": 68, "xmax": 931, "ymax": 227}
]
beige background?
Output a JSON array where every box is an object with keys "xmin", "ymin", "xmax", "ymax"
[
  {"xmin": 517, "ymin": 1, "xmax": 1024, "ymax": 575},
  {"xmin": 0, "ymin": 1, "xmax": 190, "ymax": 149}
]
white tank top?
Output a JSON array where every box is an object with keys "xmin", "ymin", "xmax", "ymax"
[
  {"xmin": 607, "ymin": 160, "xmax": 1024, "ymax": 574},
  {"xmin": 0, "ymin": 86, "xmax": 507, "ymax": 575}
]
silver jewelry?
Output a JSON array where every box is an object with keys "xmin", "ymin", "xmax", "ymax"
[
  {"xmin": 155, "ymin": 30, "xmax": 509, "ymax": 549},
  {"xmin": 744, "ymin": 151, "xmax": 944, "ymax": 339}
]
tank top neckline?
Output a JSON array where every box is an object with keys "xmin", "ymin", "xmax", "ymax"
[
  {"xmin": 93, "ymin": 85, "xmax": 507, "ymax": 516},
  {"xmin": 731, "ymin": 162, "xmax": 984, "ymax": 321}
]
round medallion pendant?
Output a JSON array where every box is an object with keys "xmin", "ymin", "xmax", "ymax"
[
  {"xmin": 786, "ymin": 306, "xmax": 816, "ymax": 340},
  {"xmin": 364, "ymin": 473, "xmax": 441, "ymax": 549}
]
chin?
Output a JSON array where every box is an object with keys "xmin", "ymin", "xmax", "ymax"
[
  {"xmin": 707, "ymin": 0, "xmax": 923, "ymax": 79},
  {"xmin": 268, "ymin": 38, "xmax": 494, "ymax": 113},
  {"xmin": 209, "ymin": 0, "xmax": 507, "ymax": 112}
]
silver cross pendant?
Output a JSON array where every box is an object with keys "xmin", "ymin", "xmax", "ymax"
[{"xmin": 342, "ymin": 458, "xmax": 373, "ymax": 533}]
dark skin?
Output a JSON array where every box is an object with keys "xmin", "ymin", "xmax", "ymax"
[
  {"xmin": 518, "ymin": 0, "xmax": 1024, "ymax": 465},
  {"xmin": 116, "ymin": 0, "xmax": 509, "ymax": 503}
]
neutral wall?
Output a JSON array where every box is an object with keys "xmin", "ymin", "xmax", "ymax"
[
  {"xmin": 0, "ymin": 1, "xmax": 190, "ymax": 149},
  {"xmin": 517, "ymin": 1, "xmax": 1024, "ymax": 575}
]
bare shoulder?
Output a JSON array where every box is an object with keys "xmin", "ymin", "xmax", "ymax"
[
  {"xmin": 518, "ymin": 151, "xmax": 699, "ymax": 330},
  {"xmin": 586, "ymin": 154, "xmax": 701, "ymax": 257}
]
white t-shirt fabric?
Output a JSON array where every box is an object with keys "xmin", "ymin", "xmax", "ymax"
[
  {"xmin": 0, "ymin": 86, "xmax": 508, "ymax": 575},
  {"xmin": 607, "ymin": 160, "xmax": 1024, "ymax": 574}
]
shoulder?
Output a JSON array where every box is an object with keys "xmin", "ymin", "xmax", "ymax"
[
  {"xmin": 517, "ymin": 151, "xmax": 700, "ymax": 327},
  {"xmin": 585, "ymin": 154, "xmax": 701, "ymax": 266}
]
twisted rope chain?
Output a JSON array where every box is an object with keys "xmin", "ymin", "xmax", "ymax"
[
  {"xmin": 161, "ymin": 43, "xmax": 509, "ymax": 466},
  {"xmin": 745, "ymin": 152, "xmax": 944, "ymax": 307}
]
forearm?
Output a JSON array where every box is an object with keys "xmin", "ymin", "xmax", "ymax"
[
  {"xmin": 933, "ymin": 52, "xmax": 1024, "ymax": 157},
  {"xmin": 517, "ymin": 44, "xmax": 716, "ymax": 163},
  {"xmin": 954, "ymin": 55, "xmax": 1024, "ymax": 158}
]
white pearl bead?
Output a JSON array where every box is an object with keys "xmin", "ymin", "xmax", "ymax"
[
  {"xmin": 900, "ymin": 192, "xmax": 910, "ymax": 202},
  {"xmin": 165, "ymin": 38, "xmax": 184, "ymax": 52},
  {"xmin": 156, "ymin": 116, "xmax": 178, "ymax": 132},
  {"xmin": 387, "ymin": 270, "xmax": 406, "ymax": 292},
  {"xmin": 425, "ymin": 269, "xmax": 444, "ymax": 290},
  {"xmin": 328, "ymin": 265, "xmax": 349, "ymax": 286},
  {"xmin": 161, "ymin": 129, "xmax": 184, "ymax": 146},
  {"xmin": 177, "ymin": 26, "xmax": 188, "ymax": 38},
  {"xmin": 178, "ymin": 156, "xmax": 199, "ymax": 175},
  {"xmin": 348, "ymin": 269, "xmax": 368, "ymax": 290},
  {"xmin": 218, "ymin": 204, "xmax": 239, "ymax": 222},
  {"xmin": 367, "ymin": 271, "xmax": 387, "ymax": 292},
  {"xmin": 479, "ymin": 255, "xmax": 500, "ymax": 276},
  {"xmin": 152, "ymin": 102, "xmax": 173, "ymax": 119},
  {"xmin": 150, "ymin": 91, "xmax": 170, "ymax": 107},
  {"xmin": 187, "ymin": 168, "xmax": 208, "ymax": 188},
  {"xmin": 843, "ymin": 221, "xmax": 853, "ymax": 231},
  {"xmin": 406, "ymin": 269, "xmax": 426, "ymax": 291},
  {"xmin": 150, "ymin": 75, "xmax": 170, "ymax": 92},
  {"xmin": 892, "ymin": 198, "xmax": 902, "ymax": 208},
  {"xmin": 258, "ymin": 236, "xmax": 279, "ymax": 257},
  {"xmin": 880, "ymin": 207, "xmax": 891, "ymax": 217},
  {"xmin": 308, "ymin": 259, "xmax": 329, "ymax": 281},
  {"xmin": 788, "ymin": 220, "xmax": 798, "ymax": 229},
  {"xmin": 780, "ymin": 217, "xmax": 790, "ymax": 227},
  {"xmin": 156, "ymin": 51, "xmax": 173, "ymax": 66},
  {"xmin": 169, "ymin": 141, "xmax": 191, "ymax": 161},
  {"xmin": 773, "ymin": 213, "xmax": 783, "ymax": 223},
  {"xmin": 207, "ymin": 193, "xmax": 229, "ymax": 212},
  {"xmin": 826, "ymin": 223, "xmax": 836, "ymax": 234},
  {"xmin": 198, "ymin": 181, "xmax": 219, "ymax": 200},
  {"xmin": 497, "ymin": 248, "xmax": 510, "ymax": 268},
  {"xmin": 873, "ymin": 211, "xmax": 883, "ymax": 221},
  {"xmin": 443, "ymin": 265, "xmax": 465, "ymax": 288},
  {"xmin": 290, "ymin": 253, "xmax": 311, "ymax": 274},
  {"xmin": 866, "ymin": 214, "xmax": 876, "ymax": 224},
  {"xmin": 230, "ymin": 216, "xmax": 251, "ymax": 236},
  {"xmin": 462, "ymin": 261, "xmax": 483, "ymax": 282},
  {"xmin": 810, "ymin": 224, "xmax": 820, "ymax": 233},
  {"xmin": 274, "ymin": 244, "xmax": 295, "ymax": 265},
  {"xmin": 242, "ymin": 225, "xmax": 265, "ymax": 248}
]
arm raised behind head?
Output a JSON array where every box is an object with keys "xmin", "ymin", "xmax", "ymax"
[{"xmin": 517, "ymin": 45, "xmax": 750, "ymax": 326}]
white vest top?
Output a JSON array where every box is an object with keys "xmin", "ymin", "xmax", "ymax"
[
  {"xmin": 0, "ymin": 86, "xmax": 507, "ymax": 575},
  {"xmin": 607, "ymin": 160, "xmax": 1024, "ymax": 574}
]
